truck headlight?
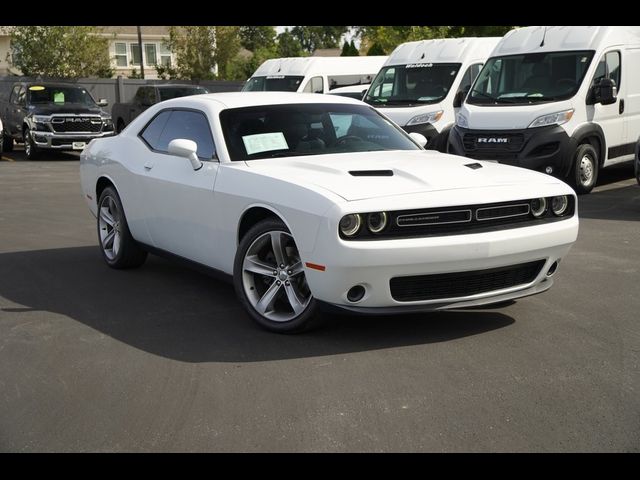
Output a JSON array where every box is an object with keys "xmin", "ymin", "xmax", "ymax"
[
  {"xmin": 406, "ymin": 110, "xmax": 443, "ymax": 126},
  {"xmin": 32, "ymin": 115, "xmax": 50, "ymax": 131},
  {"xmin": 456, "ymin": 113, "xmax": 469, "ymax": 128},
  {"xmin": 528, "ymin": 109, "xmax": 574, "ymax": 129}
]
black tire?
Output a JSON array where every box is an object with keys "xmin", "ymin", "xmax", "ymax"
[
  {"xmin": 569, "ymin": 143, "xmax": 599, "ymax": 195},
  {"xmin": 2, "ymin": 129, "xmax": 14, "ymax": 152},
  {"xmin": 116, "ymin": 119, "xmax": 125, "ymax": 134},
  {"xmin": 97, "ymin": 186, "xmax": 147, "ymax": 269},
  {"xmin": 233, "ymin": 218, "xmax": 321, "ymax": 333},
  {"xmin": 635, "ymin": 142, "xmax": 640, "ymax": 186},
  {"xmin": 23, "ymin": 127, "xmax": 40, "ymax": 160}
]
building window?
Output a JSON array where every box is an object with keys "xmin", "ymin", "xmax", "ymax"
[
  {"xmin": 160, "ymin": 43, "xmax": 172, "ymax": 67},
  {"xmin": 115, "ymin": 42, "xmax": 128, "ymax": 67},
  {"xmin": 145, "ymin": 44, "xmax": 157, "ymax": 66},
  {"xmin": 130, "ymin": 43, "xmax": 141, "ymax": 66}
]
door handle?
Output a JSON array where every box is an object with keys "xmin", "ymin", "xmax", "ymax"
[
  {"xmin": 619, "ymin": 99, "xmax": 625, "ymax": 114},
  {"xmin": 143, "ymin": 161, "xmax": 154, "ymax": 170}
]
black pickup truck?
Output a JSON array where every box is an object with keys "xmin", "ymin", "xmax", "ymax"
[
  {"xmin": 112, "ymin": 84, "xmax": 208, "ymax": 133},
  {"xmin": 0, "ymin": 82, "xmax": 115, "ymax": 159}
]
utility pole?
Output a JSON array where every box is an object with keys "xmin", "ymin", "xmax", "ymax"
[{"xmin": 137, "ymin": 26, "xmax": 145, "ymax": 79}]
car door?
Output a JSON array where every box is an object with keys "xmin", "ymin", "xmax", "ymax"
[
  {"xmin": 7, "ymin": 85, "xmax": 23, "ymax": 136},
  {"xmin": 586, "ymin": 50, "xmax": 625, "ymax": 166},
  {"xmin": 137, "ymin": 108, "xmax": 220, "ymax": 266}
]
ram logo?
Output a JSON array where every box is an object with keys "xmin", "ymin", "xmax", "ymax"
[{"xmin": 477, "ymin": 137, "xmax": 509, "ymax": 143}]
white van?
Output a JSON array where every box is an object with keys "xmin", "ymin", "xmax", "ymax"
[
  {"xmin": 242, "ymin": 56, "xmax": 387, "ymax": 94},
  {"xmin": 363, "ymin": 37, "xmax": 500, "ymax": 151},
  {"xmin": 449, "ymin": 26, "xmax": 640, "ymax": 194}
]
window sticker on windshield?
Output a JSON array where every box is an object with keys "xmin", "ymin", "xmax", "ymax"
[
  {"xmin": 242, "ymin": 132, "xmax": 289, "ymax": 155},
  {"xmin": 266, "ymin": 75, "xmax": 285, "ymax": 79},
  {"xmin": 406, "ymin": 63, "xmax": 433, "ymax": 68},
  {"xmin": 29, "ymin": 85, "xmax": 45, "ymax": 91},
  {"xmin": 53, "ymin": 92, "xmax": 65, "ymax": 103}
]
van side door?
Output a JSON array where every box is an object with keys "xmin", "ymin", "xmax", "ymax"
[
  {"xmin": 586, "ymin": 50, "xmax": 626, "ymax": 166},
  {"xmin": 623, "ymin": 47, "xmax": 640, "ymax": 155}
]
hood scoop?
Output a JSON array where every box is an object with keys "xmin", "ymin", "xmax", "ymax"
[
  {"xmin": 349, "ymin": 170, "xmax": 394, "ymax": 177},
  {"xmin": 464, "ymin": 163, "xmax": 483, "ymax": 170}
]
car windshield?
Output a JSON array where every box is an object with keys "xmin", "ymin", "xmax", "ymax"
[
  {"xmin": 364, "ymin": 63, "xmax": 461, "ymax": 106},
  {"xmin": 242, "ymin": 76, "xmax": 304, "ymax": 92},
  {"xmin": 467, "ymin": 50, "xmax": 595, "ymax": 105},
  {"xmin": 158, "ymin": 87, "xmax": 209, "ymax": 101},
  {"xmin": 28, "ymin": 85, "xmax": 97, "ymax": 106},
  {"xmin": 220, "ymin": 103, "xmax": 421, "ymax": 161}
]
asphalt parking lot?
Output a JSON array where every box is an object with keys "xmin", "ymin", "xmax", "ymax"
[{"xmin": 1, "ymin": 147, "xmax": 639, "ymax": 452}]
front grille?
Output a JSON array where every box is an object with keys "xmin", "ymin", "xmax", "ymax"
[
  {"xmin": 390, "ymin": 260, "xmax": 545, "ymax": 302},
  {"xmin": 51, "ymin": 117, "xmax": 102, "ymax": 133},
  {"xmin": 463, "ymin": 132, "xmax": 525, "ymax": 152}
]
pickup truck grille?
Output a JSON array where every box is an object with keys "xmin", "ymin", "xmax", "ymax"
[{"xmin": 51, "ymin": 117, "xmax": 102, "ymax": 133}]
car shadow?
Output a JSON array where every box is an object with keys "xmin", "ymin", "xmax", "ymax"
[
  {"xmin": 1, "ymin": 145, "xmax": 80, "ymax": 162},
  {"xmin": 0, "ymin": 246, "xmax": 515, "ymax": 363}
]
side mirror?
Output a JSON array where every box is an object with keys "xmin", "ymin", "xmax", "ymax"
[
  {"xmin": 168, "ymin": 138, "xmax": 203, "ymax": 171},
  {"xmin": 409, "ymin": 132, "xmax": 428, "ymax": 148},
  {"xmin": 453, "ymin": 89, "xmax": 468, "ymax": 108},
  {"xmin": 594, "ymin": 78, "xmax": 617, "ymax": 105},
  {"xmin": 97, "ymin": 98, "xmax": 108, "ymax": 107}
]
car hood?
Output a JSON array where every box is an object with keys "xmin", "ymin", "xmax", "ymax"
[
  {"xmin": 28, "ymin": 103, "xmax": 106, "ymax": 116},
  {"xmin": 245, "ymin": 150, "xmax": 562, "ymax": 202}
]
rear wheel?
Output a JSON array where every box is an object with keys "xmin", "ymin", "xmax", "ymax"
[
  {"xmin": 97, "ymin": 186, "xmax": 147, "ymax": 269},
  {"xmin": 233, "ymin": 219, "xmax": 320, "ymax": 333},
  {"xmin": 569, "ymin": 143, "xmax": 599, "ymax": 194},
  {"xmin": 24, "ymin": 127, "xmax": 40, "ymax": 160},
  {"xmin": 2, "ymin": 130, "xmax": 13, "ymax": 153}
]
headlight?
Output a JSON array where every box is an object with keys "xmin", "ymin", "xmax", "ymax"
[
  {"xmin": 32, "ymin": 115, "xmax": 50, "ymax": 123},
  {"xmin": 528, "ymin": 109, "xmax": 574, "ymax": 129},
  {"xmin": 406, "ymin": 110, "xmax": 443, "ymax": 126},
  {"xmin": 530, "ymin": 198, "xmax": 547, "ymax": 218},
  {"xmin": 456, "ymin": 113, "xmax": 469, "ymax": 128},
  {"xmin": 551, "ymin": 195, "xmax": 569, "ymax": 216},
  {"xmin": 367, "ymin": 212, "xmax": 388, "ymax": 233},
  {"xmin": 339, "ymin": 214, "xmax": 362, "ymax": 237}
]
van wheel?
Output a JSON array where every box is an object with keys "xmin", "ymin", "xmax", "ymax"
[{"xmin": 569, "ymin": 144, "xmax": 599, "ymax": 194}]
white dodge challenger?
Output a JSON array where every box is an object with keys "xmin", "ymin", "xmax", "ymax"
[{"xmin": 80, "ymin": 92, "xmax": 579, "ymax": 333}]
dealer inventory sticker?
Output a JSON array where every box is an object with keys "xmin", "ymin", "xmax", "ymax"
[{"xmin": 242, "ymin": 132, "xmax": 289, "ymax": 155}]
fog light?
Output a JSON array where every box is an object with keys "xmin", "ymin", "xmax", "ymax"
[
  {"xmin": 545, "ymin": 166, "xmax": 553, "ymax": 174},
  {"xmin": 531, "ymin": 197, "xmax": 547, "ymax": 218},
  {"xmin": 347, "ymin": 285, "xmax": 366, "ymax": 303},
  {"xmin": 546, "ymin": 261, "xmax": 559, "ymax": 277}
]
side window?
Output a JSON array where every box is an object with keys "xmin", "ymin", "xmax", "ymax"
[
  {"xmin": 17, "ymin": 87, "xmax": 26, "ymax": 106},
  {"xmin": 141, "ymin": 110, "xmax": 215, "ymax": 160},
  {"xmin": 606, "ymin": 51, "xmax": 621, "ymax": 89},
  {"xmin": 10, "ymin": 85, "xmax": 21, "ymax": 104},
  {"xmin": 303, "ymin": 76, "xmax": 324, "ymax": 94},
  {"xmin": 135, "ymin": 87, "xmax": 153, "ymax": 105}
]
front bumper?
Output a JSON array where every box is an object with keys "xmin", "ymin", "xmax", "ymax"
[
  {"xmin": 449, "ymin": 125, "xmax": 574, "ymax": 177},
  {"xmin": 30, "ymin": 130, "xmax": 115, "ymax": 150},
  {"xmin": 303, "ymin": 214, "xmax": 578, "ymax": 311}
]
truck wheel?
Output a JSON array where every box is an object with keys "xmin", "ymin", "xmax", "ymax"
[
  {"xmin": 24, "ymin": 128, "xmax": 40, "ymax": 160},
  {"xmin": 2, "ymin": 130, "xmax": 13, "ymax": 152},
  {"xmin": 569, "ymin": 144, "xmax": 599, "ymax": 194}
]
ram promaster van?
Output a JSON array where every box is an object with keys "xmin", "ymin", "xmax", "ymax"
[
  {"xmin": 242, "ymin": 56, "xmax": 387, "ymax": 94},
  {"xmin": 363, "ymin": 37, "xmax": 500, "ymax": 151},
  {"xmin": 449, "ymin": 26, "xmax": 640, "ymax": 194}
]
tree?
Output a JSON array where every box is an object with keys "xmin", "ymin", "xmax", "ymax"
[
  {"xmin": 8, "ymin": 26, "xmax": 113, "ymax": 78},
  {"xmin": 290, "ymin": 26, "xmax": 349, "ymax": 54},
  {"xmin": 341, "ymin": 40, "xmax": 359, "ymax": 56},
  {"xmin": 276, "ymin": 29, "xmax": 304, "ymax": 57},
  {"xmin": 166, "ymin": 26, "xmax": 241, "ymax": 81},
  {"xmin": 367, "ymin": 42, "xmax": 386, "ymax": 56},
  {"xmin": 239, "ymin": 26, "xmax": 276, "ymax": 52}
]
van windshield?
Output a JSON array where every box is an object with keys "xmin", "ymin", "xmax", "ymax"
[
  {"xmin": 467, "ymin": 50, "xmax": 595, "ymax": 105},
  {"xmin": 242, "ymin": 76, "xmax": 304, "ymax": 92},
  {"xmin": 364, "ymin": 64, "xmax": 461, "ymax": 106}
]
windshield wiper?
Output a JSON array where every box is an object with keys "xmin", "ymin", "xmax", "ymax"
[{"xmin": 470, "ymin": 90, "xmax": 517, "ymax": 104}]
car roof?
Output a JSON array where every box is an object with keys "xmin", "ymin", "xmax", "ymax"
[{"xmin": 184, "ymin": 91, "xmax": 365, "ymax": 109}]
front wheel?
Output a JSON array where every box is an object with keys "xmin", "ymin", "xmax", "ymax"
[
  {"xmin": 24, "ymin": 128, "xmax": 40, "ymax": 160},
  {"xmin": 97, "ymin": 186, "xmax": 147, "ymax": 269},
  {"xmin": 635, "ymin": 142, "xmax": 640, "ymax": 186},
  {"xmin": 569, "ymin": 143, "xmax": 599, "ymax": 195},
  {"xmin": 233, "ymin": 219, "xmax": 320, "ymax": 333}
]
